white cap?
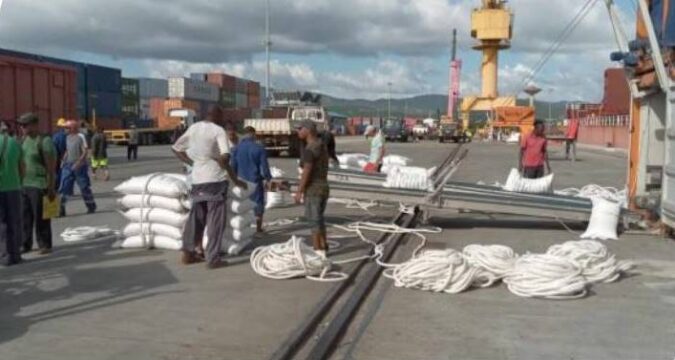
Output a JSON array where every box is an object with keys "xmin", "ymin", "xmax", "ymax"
[{"xmin": 365, "ymin": 125, "xmax": 375, "ymax": 134}]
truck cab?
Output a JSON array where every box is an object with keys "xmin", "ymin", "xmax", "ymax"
[
  {"xmin": 439, "ymin": 122, "xmax": 466, "ymax": 143},
  {"xmin": 383, "ymin": 118, "xmax": 411, "ymax": 142}
]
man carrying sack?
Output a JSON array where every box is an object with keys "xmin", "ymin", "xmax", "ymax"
[{"xmin": 17, "ymin": 113, "xmax": 57, "ymax": 255}]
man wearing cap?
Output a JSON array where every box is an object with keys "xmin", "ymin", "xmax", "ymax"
[
  {"xmin": 232, "ymin": 126, "xmax": 272, "ymax": 233},
  {"xmin": 59, "ymin": 120, "xmax": 96, "ymax": 216},
  {"xmin": 0, "ymin": 119, "xmax": 24, "ymax": 266},
  {"xmin": 294, "ymin": 120, "xmax": 330, "ymax": 258},
  {"xmin": 173, "ymin": 105, "xmax": 246, "ymax": 269},
  {"xmin": 17, "ymin": 113, "xmax": 57, "ymax": 254},
  {"xmin": 52, "ymin": 118, "xmax": 68, "ymax": 187},
  {"xmin": 363, "ymin": 125, "xmax": 385, "ymax": 173}
]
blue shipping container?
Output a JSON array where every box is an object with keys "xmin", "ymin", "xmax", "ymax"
[
  {"xmin": 649, "ymin": 0, "xmax": 675, "ymax": 47},
  {"xmin": 86, "ymin": 64, "xmax": 121, "ymax": 93},
  {"xmin": 88, "ymin": 91, "xmax": 122, "ymax": 118}
]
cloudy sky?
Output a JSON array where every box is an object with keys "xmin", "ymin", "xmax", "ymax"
[{"xmin": 0, "ymin": 0, "xmax": 636, "ymax": 101}]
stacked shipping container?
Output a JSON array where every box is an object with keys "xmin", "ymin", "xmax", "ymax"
[
  {"xmin": 0, "ymin": 55, "xmax": 78, "ymax": 134},
  {"xmin": 121, "ymin": 78, "xmax": 140, "ymax": 122}
]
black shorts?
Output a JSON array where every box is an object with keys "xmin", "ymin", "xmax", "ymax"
[
  {"xmin": 305, "ymin": 195, "xmax": 328, "ymax": 234},
  {"xmin": 522, "ymin": 166, "xmax": 545, "ymax": 179}
]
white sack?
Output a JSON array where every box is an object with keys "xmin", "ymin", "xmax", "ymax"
[
  {"xmin": 115, "ymin": 174, "xmax": 189, "ymax": 198},
  {"xmin": 231, "ymin": 199, "xmax": 256, "ymax": 214},
  {"xmin": 383, "ymin": 166, "xmax": 433, "ymax": 191},
  {"xmin": 230, "ymin": 213, "xmax": 256, "ymax": 230},
  {"xmin": 122, "ymin": 208, "xmax": 189, "ymax": 228},
  {"xmin": 121, "ymin": 235, "xmax": 182, "ymax": 250},
  {"xmin": 383, "ymin": 155, "xmax": 411, "ymax": 166},
  {"xmin": 231, "ymin": 180, "xmax": 256, "ymax": 199},
  {"xmin": 228, "ymin": 238, "xmax": 253, "ymax": 256},
  {"xmin": 337, "ymin": 153, "xmax": 369, "ymax": 169},
  {"xmin": 232, "ymin": 227, "xmax": 256, "ymax": 242},
  {"xmin": 118, "ymin": 194, "xmax": 190, "ymax": 212},
  {"xmin": 266, "ymin": 191, "xmax": 290, "ymax": 209},
  {"xmin": 581, "ymin": 198, "xmax": 621, "ymax": 241},
  {"xmin": 270, "ymin": 167, "xmax": 285, "ymax": 179},
  {"xmin": 123, "ymin": 222, "xmax": 183, "ymax": 240},
  {"xmin": 503, "ymin": 168, "xmax": 554, "ymax": 194}
]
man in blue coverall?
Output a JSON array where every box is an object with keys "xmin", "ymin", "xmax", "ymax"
[{"xmin": 231, "ymin": 126, "xmax": 272, "ymax": 233}]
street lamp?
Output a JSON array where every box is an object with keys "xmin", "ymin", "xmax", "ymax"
[{"xmin": 548, "ymin": 88, "xmax": 553, "ymax": 120}]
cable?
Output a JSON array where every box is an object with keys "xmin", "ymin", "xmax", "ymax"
[{"xmin": 515, "ymin": 0, "xmax": 599, "ymax": 93}]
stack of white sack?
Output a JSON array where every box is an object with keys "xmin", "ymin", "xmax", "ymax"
[
  {"xmin": 383, "ymin": 166, "xmax": 435, "ymax": 191},
  {"xmin": 337, "ymin": 153, "xmax": 369, "ymax": 171},
  {"xmin": 503, "ymin": 168, "xmax": 554, "ymax": 194},
  {"xmin": 267, "ymin": 167, "xmax": 291, "ymax": 209},
  {"xmin": 226, "ymin": 180, "xmax": 257, "ymax": 255},
  {"xmin": 116, "ymin": 173, "xmax": 190, "ymax": 250}
]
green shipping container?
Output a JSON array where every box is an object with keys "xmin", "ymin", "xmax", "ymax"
[
  {"xmin": 122, "ymin": 78, "xmax": 140, "ymax": 119},
  {"xmin": 220, "ymin": 90, "xmax": 236, "ymax": 108}
]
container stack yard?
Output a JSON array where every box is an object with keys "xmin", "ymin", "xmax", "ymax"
[{"xmin": 0, "ymin": 47, "xmax": 262, "ymax": 140}]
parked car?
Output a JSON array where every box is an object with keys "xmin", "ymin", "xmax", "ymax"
[{"xmin": 383, "ymin": 118, "xmax": 412, "ymax": 142}]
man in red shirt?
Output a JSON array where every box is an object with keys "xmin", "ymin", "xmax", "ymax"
[
  {"xmin": 565, "ymin": 118, "xmax": 579, "ymax": 161},
  {"xmin": 519, "ymin": 120, "xmax": 551, "ymax": 179}
]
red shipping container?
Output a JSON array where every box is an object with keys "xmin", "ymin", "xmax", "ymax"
[
  {"xmin": 155, "ymin": 98, "xmax": 200, "ymax": 130},
  {"xmin": 246, "ymin": 81, "xmax": 260, "ymax": 95},
  {"xmin": 602, "ymin": 68, "xmax": 630, "ymax": 115},
  {"xmin": 207, "ymin": 72, "xmax": 236, "ymax": 92},
  {"xmin": 0, "ymin": 55, "xmax": 77, "ymax": 134},
  {"xmin": 247, "ymin": 95, "xmax": 261, "ymax": 109},
  {"xmin": 94, "ymin": 118, "xmax": 123, "ymax": 130}
]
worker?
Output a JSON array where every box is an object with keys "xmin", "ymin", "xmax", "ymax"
[
  {"xmin": 0, "ymin": 122, "xmax": 24, "ymax": 266},
  {"xmin": 565, "ymin": 118, "xmax": 579, "ymax": 162},
  {"xmin": 90, "ymin": 126, "xmax": 110, "ymax": 181},
  {"xmin": 172, "ymin": 105, "xmax": 246, "ymax": 269},
  {"xmin": 363, "ymin": 125, "xmax": 385, "ymax": 173},
  {"xmin": 52, "ymin": 119, "xmax": 68, "ymax": 187},
  {"xmin": 519, "ymin": 120, "xmax": 551, "ymax": 179},
  {"xmin": 227, "ymin": 127, "xmax": 239, "ymax": 149},
  {"xmin": 298, "ymin": 128, "xmax": 339, "ymax": 169},
  {"xmin": 17, "ymin": 113, "xmax": 57, "ymax": 255},
  {"xmin": 59, "ymin": 120, "xmax": 97, "ymax": 216},
  {"xmin": 127, "ymin": 124, "xmax": 139, "ymax": 161},
  {"xmin": 232, "ymin": 126, "xmax": 272, "ymax": 233},
  {"xmin": 294, "ymin": 120, "xmax": 330, "ymax": 259}
]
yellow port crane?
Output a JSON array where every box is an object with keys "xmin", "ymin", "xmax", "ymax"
[{"xmin": 460, "ymin": 0, "xmax": 518, "ymax": 130}]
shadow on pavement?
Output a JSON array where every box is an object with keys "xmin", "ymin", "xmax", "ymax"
[{"xmin": 0, "ymin": 239, "xmax": 179, "ymax": 346}]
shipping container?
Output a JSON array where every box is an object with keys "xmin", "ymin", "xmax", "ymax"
[
  {"xmin": 168, "ymin": 77, "xmax": 219, "ymax": 102},
  {"xmin": 246, "ymin": 81, "xmax": 261, "ymax": 96},
  {"xmin": 602, "ymin": 69, "xmax": 630, "ymax": 115},
  {"xmin": 89, "ymin": 91, "xmax": 122, "ymax": 118},
  {"xmin": 0, "ymin": 55, "xmax": 78, "ymax": 134},
  {"xmin": 122, "ymin": 78, "xmax": 140, "ymax": 120},
  {"xmin": 248, "ymin": 95, "xmax": 261, "ymax": 109},
  {"xmin": 86, "ymin": 64, "xmax": 121, "ymax": 93},
  {"xmin": 207, "ymin": 72, "xmax": 237, "ymax": 91},
  {"xmin": 190, "ymin": 73, "xmax": 208, "ymax": 81},
  {"xmin": 138, "ymin": 78, "xmax": 169, "ymax": 98},
  {"xmin": 94, "ymin": 118, "xmax": 124, "ymax": 131},
  {"xmin": 235, "ymin": 78, "xmax": 248, "ymax": 94},
  {"xmin": 123, "ymin": 118, "xmax": 155, "ymax": 129},
  {"xmin": 235, "ymin": 93, "xmax": 248, "ymax": 108},
  {"xmin": 220, "ymin": 90, "xmax": 236, "ymax": 108}
]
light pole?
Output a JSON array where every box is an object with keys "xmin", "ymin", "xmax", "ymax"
[
  {"xmin": 387, "ymin": 82, "xmax": 392, "ymax": 120},
  {"xmin": 265, "ymin": 0, "xmax": 272, "ymax": 106},
  {"xmin": 548, "ymin": 88, "xmax": 553, "ymax": 120}
]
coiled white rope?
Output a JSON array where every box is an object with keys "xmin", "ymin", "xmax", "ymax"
[
  {"xmin": 61, "ymin": 226, "xmax": 119, "ymax": 242},
  {"xmin": 384, "ymin": 249, "xmax": 481, "ymax": 293},
  {"xmin": 328, "ymin": 197, "xmax": 378, "ymax": 213},
  {"xmin": 250, "ymin": 236, "xmax": 347, "ymax": 282},
  {"xmin": 503, "ymin": 254, "xmax": 588, "ymax": 300},
  {"xmin": 546, "ymin": 240, "xmax": 634, "ymax": 283},
  {"xmin": 463, "ymin": 244, "xmax": 519, "ymax": 282}
]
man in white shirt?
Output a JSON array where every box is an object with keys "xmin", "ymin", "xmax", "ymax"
[{"xmin": 172, "ymin": 105, "xmax": 246, "ymax": 269}]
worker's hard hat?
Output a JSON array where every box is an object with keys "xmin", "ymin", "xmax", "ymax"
[{"xmin": 56, "ymin": 118, "xmax": 67, "ymax": 127}]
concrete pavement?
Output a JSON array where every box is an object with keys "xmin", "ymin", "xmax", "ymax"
[{"xmin": 2, "ymin": 137, "xmax": 674, "ymax": 360}]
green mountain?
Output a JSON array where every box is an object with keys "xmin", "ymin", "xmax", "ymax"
[{"xmin": 322, "ymin": 94, "xmax": 569, "ymax": 120}]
